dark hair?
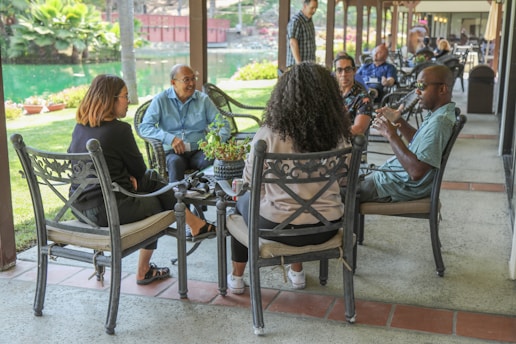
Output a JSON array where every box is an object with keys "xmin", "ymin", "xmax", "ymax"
[
  {"xmin": 333, "ymin": 51, "xmax": 356, "ymax": 69},
  {"xmin": 76, "ymin": 74, "xmax": 126, "ymax": 127},
  {"xmin": 263, "ymin": 62, "xmax": 351, "ymax": 152}
]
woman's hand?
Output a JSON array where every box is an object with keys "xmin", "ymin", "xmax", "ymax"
[{"xmin": 129, "ymin": 176, "xmax": 138, "ymax": 191}]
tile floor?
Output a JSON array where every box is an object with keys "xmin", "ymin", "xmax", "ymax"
[{"xmin": 3, "ymin": 210, "xmax": 516, "ymax": 344}]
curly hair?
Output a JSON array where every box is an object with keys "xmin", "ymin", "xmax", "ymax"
[
  {"xmin": 76, "ymin": 74, "xmax": 126, "ymax": 127},
  {"xmin": 263, "ymin": 62, "xmax": 351, "ymax": 152}
]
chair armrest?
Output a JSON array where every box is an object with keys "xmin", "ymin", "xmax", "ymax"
[
  {"xmin": 112, "ymin": 181, "xmax": 185, "ymax": 198},
  {"xmin": 142, "ymin": 137, "xmax": 168, "ymax": 179},
  {"xmin": 218, "ymin": 108, "xmax": 262, "ymax": 126},
  {"xmin": 215, "ymin": 179, "xmax": 249, "ymax": 198}
]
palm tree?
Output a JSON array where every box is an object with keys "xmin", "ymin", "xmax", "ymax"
[{"xmin": 117, "ymin": 0, "xmax": 138, "ymax": 105}]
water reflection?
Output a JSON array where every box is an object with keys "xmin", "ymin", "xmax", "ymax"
[{"xmin": 3, "ymin": 50, "xmax": 276, "ymax": 102}]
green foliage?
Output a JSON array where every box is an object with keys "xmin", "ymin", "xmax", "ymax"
[
  {"xmin": 5, "ymin": 101, "xmax": 23, "ymax": 120},
  {"xmin": 7, "ymin": 0, "xmax": 118, "ymax": 62},
  {"xmin": 233, "ymin": 60, "xmax": 277, "ymax": 81},
  {"xmin": 198, "ymin": 114, "xmax": 250, "ymax": 161},
  {"xmin": 57, "ymin": 85, "xmax": 88, "ymax": 108}
]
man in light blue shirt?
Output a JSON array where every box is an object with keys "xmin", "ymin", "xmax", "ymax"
[
  {"xmin": 360, "ymin": 65, "xmax": 456, "ymax": 202},
  {"xmin": 139, "ymin": 64, "xmax": 231, "ymax": 182}
]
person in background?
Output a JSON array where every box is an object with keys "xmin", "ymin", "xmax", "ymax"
[
  {"xmin": 435, "ymin": 39, "xmax": 452, "ymax": 60},
  {"xmin": 334, "ymin": 51, "xmax": 374, "ymax": 135},
  {"xmin": 227, "ymin": 62, "xmax": 352, "ymax": 294},
  {"xmin": 139, "ymin": 64, "xmax": 231, "ymax": 183},
  {"xmin": 360, "ymin": 65, "xmax": 456, "ymax": 203},
  {"xmin": 356, "ymin": 44, "xmax": 397, "ymax": 102},
  {"xmin": 68, "ymin": 75, "xmax": 216, "ymax": 286},
  {"xmin": 286, "ymin": 0, "xmax": 318, "ymax": 67}
]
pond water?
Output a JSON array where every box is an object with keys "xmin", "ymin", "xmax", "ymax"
[{"xmin": 2, "ymin": 50, "xmax": 276, "ymax": 103}]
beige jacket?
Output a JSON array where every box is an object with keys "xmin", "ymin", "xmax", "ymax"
[{"xmin": 243, "ymin": 126, "xmax": 350, "ymax": 225}]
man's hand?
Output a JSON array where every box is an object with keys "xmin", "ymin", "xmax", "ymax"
[
  {"xmin": 172, "ymin": 137, "xmax": 186, "ymax": 154},
  {"xmin": 371, "ymin": 115, "xmax": 399, "ymax": 139},
  {"xmin": 375, "ymin": 105, "xmax": 402, "ymax": 123}
]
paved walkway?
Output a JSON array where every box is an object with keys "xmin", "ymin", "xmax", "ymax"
[{"xmin": 1, "ymin": 80, "xmax": 515, "ymax": 343}]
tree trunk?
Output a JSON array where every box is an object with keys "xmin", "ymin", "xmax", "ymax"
[
  {"xmin": 117, "ymin": 0, "xmax": 138, "ymax": 105},
  {"xmin": 209, "ymin": 0, "xmax": 215, "ymax": 18},
  {"xmin": 105, "ymin": 0, "xmax": 113, "ymax": 22}
]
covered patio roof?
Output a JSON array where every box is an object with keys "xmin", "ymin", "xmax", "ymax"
[{"xmin": 0, "ymin": 0, "xmax": 514, "ymax": 271}]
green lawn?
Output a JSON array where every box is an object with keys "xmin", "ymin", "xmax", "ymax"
[{"xmin": 7, "ymin": 84, "xmax": 274, "ymax": 252}]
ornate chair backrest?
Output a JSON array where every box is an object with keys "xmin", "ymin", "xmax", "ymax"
[
  {"xmin": 10, "ymin": 134, "xmax": 122, "ymax": 245},
  {"xmin": 247, "ymin": 135, "xmax": 366, "ymax": 246}
]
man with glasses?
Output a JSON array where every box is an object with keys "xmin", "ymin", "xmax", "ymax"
[
  {"xmin": 139, "ymin": 64, "xmax": 230, "ymax": 183},
  {"xmin": 359, "ymin": 65, "xmax": 456, "ymax": 203},
  {"xmin": 334, "ymin": 52, "xmax": 374, "ymax": 135}
]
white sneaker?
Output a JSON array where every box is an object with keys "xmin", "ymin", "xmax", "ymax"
[
  {"xmin": 227, "ymin": 274, "xmax": 245, "ymax": 294},
  {"xmin": 288, "ymin": 268, "xmax": 306, "ymax": 289}
]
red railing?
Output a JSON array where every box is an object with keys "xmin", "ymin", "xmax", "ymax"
[{"xmin": 107, "ymin": 14, "xmax": 229, "ymax": 43}]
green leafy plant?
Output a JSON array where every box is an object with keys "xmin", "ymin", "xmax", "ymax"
[
  {"xmin": 46, "ymin": 92, "xmax": 67, "ymax": 105},
  {"xmin": 24, "ymin": 96, "xmax": 45, "ymax": 105},
  {"xmin": 5, "ymin": 101, "xmax": 23, "ymax": 120},
  {"xmin": 198, "ymin": 115, "xmax": 250, "ymax": 161},
  {"xmin": 233, "ymin": 60, "xmax": 277, "ymax": 81}
]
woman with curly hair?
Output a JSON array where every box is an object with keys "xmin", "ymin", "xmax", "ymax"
[{"xmin": 227, "ymin": 62, "xmax": 353, "ymax": 293}]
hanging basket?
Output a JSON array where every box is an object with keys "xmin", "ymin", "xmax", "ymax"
[{"xmin": 213, "ymin": 159, "xmax": 245, "ymax": 180}]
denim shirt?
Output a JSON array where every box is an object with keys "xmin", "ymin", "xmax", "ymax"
[
  {"xmin": 373, "ymin": 102, "xmax": 456, "ymax": 201},
  {"xmin": 139, "ymin": 88, "xmax": 230, "ymax": 152}
]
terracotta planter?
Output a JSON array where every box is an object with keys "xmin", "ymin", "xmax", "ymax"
[
  {"xmin": 47, "ymin": 103, "xmax": 66, "ymax": 112},
  {"xmin": 23, "ymin": 104, "xmax": 44, "ymax": 115}
]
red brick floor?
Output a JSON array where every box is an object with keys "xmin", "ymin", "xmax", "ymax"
[{"xmin": 2, "ymin": 260, "xmax": 515, "ymax": 343}]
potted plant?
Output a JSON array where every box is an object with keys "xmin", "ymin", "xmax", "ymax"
[
  {"xmin": 23, "ymin": 96, "xmax": 45, "ymax": 115},
  {"xmin": 46, "ymin": 93, "xmax": 67, "ymax": 112},
  {"xmin": 198, "ymin": 115, "xmax": 250, "ymax": 180}
]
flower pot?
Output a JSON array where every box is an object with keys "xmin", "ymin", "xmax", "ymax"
[
  {"xmin": 213, "ymin": 159, "xmax": 245, "ymax": 180},
  {"xmin": 23, "ymin": 104, "xmax": 44, "ymax": 115},
  {"xmin": 47, "ymin": 103, "xmax": 66, "ymax": 112}
]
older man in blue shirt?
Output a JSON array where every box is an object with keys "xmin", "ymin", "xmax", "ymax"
[
  {"xmin": 139, "ymin": 64, "xmax": 231, "ymax": 182},
  {"xmin": 360, "ymin": 65, "xmax": 456, "ymax": 202},
  {"xmin": 356, "ymin": 44, "xmax": 397, "ymax": 102}
]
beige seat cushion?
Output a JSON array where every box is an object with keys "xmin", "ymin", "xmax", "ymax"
[
  {"xmin": 226, "ymin": 214, "xmax": 344, "ymax": 258},
  {"xmin": 47, "ymin": 210, "xmax": 175, "ymax": 252},
  {"xmin": 360, "ymin": 197, "xmax": 436, "ymax": 215}
]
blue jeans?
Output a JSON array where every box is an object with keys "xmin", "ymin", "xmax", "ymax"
[{"xmin": 166, "ymin": 150, "xmax": 212, "ymax": 182}]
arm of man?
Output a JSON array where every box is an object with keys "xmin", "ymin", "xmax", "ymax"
[
  {"xmin": 381, "ymin": 64, "xmax": 398, "ymax": 87},
  {"xmin": 290, "ymin": 38, "xmax": 302, "ymax": 64},
  {"xmin": 138, "ymin": 94, "xmax": 180, "ymax": 149},
  {"xmin": 373, "ymin": 107, "xmax": 430, "ymax": 180}
]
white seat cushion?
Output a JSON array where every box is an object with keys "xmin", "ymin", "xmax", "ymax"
[
  {"xmin": 226, "ymin": 214, "xmax": 344, "ymax": 258},
  {"xmin": 47, "ymin": 211, "xmax": 175, "ymax": 252}
]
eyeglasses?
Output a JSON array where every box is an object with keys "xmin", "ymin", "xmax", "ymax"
[
  {"xmin": 336, "ymin": 67, "xmax": 355, "ymax": 74},
  {"xmin": 415, "ymin": 82, "xmax": 444, "ymax": 91},
  {"xmin": 174, "ymin": 76, "xmax": 198, "ymax": 84}
]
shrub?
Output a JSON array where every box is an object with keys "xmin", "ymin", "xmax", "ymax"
[
  {"xmin": 5, "ymin": 101, "xmax": 23, "ymax": 120},
  {"xmin": 233, "ymin": 60, "xmax": 277, "ymax": 81},
  {"xmin": 60, "ymin": 85, "xmax": 89, "ymax": 108}
]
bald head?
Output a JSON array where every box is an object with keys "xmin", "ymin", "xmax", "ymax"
[{"xmin": 373, "ymin": 44, "xmax": 389, "ymax": 66}]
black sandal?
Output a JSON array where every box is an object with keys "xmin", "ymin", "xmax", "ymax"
[
  {"xmin": 136, "ymin": 263, "xmax": 170, "ymax": 285},
  {"xmin": 191, "ymin": 222, "xmax": 217, "ymax": 240}
]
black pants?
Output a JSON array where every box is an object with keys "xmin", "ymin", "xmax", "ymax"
[
  {"xmin": 231, "ymin": 192, "xmax": 339, "ymax": 263},
  {"xmin": 80, "ymin": 170, "xmax": 175, "ymax": 250}
]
